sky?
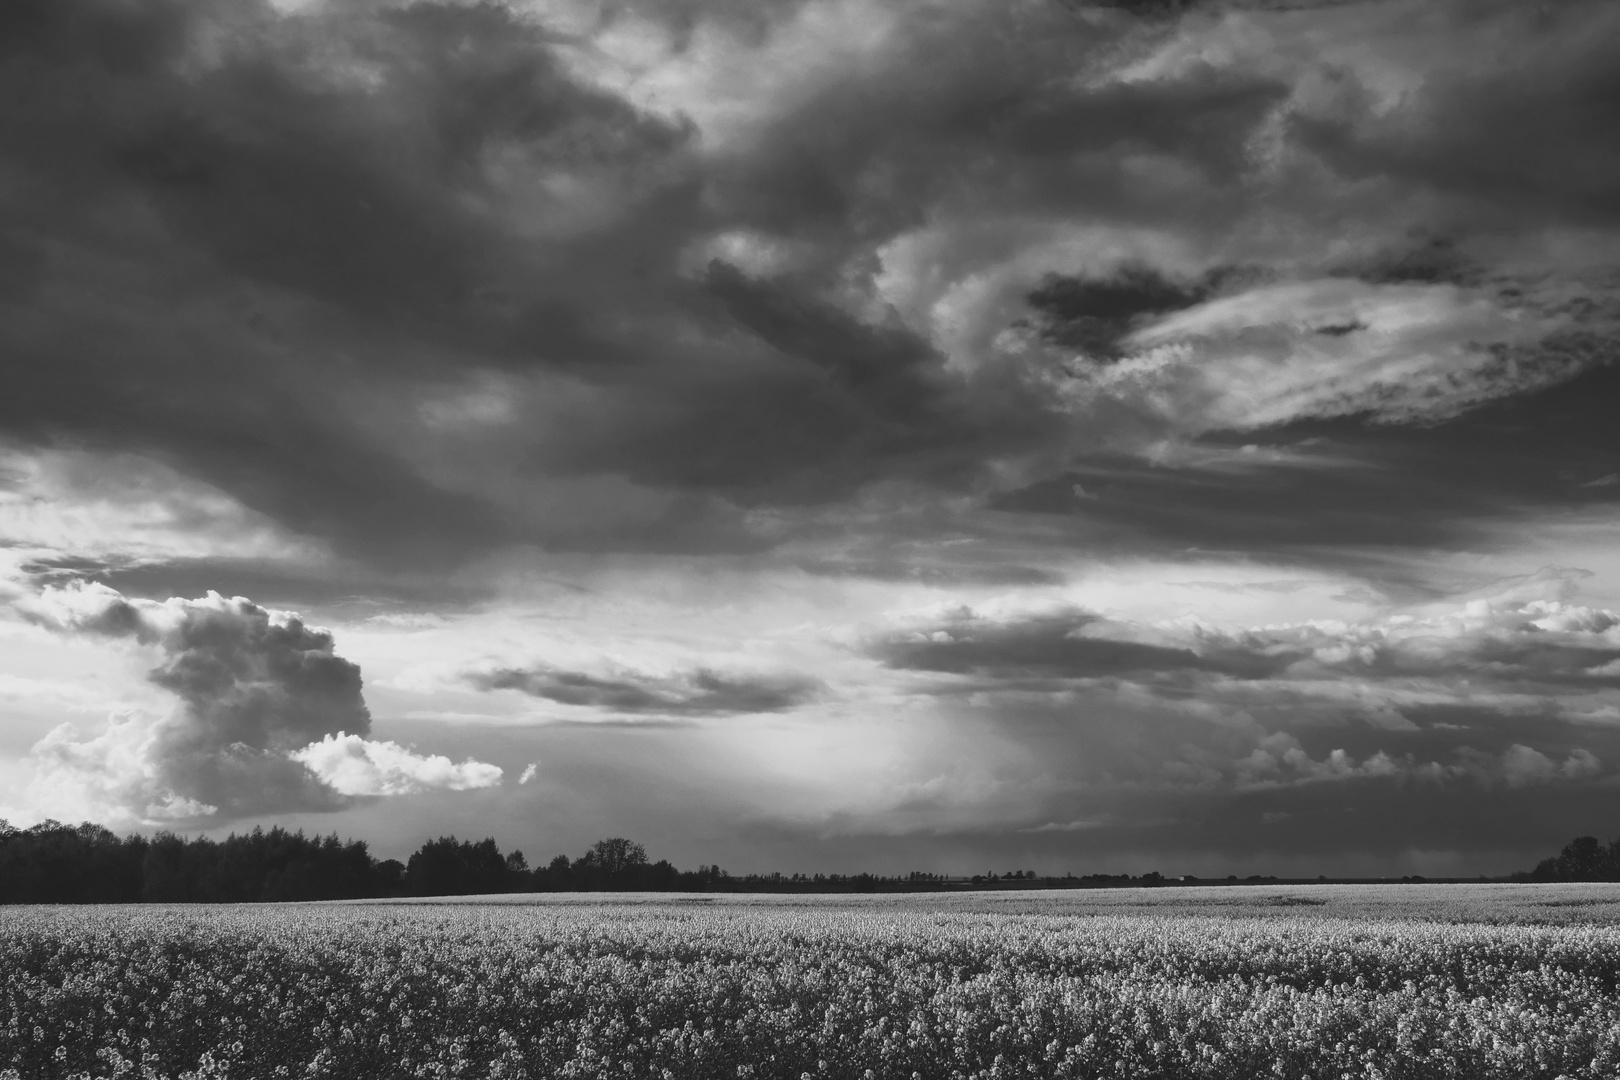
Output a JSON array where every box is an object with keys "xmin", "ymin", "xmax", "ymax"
[{"xmin": 2, "ymin": 0, "xmax": 1619, "ymax": 878}]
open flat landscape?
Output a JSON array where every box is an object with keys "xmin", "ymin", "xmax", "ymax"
[
  {"xmin": 8, "ymin": 884, "xmax": 1620, "ymax": 1080},
  {"xmin": 6, "ymin": 2, "xmax": 1620, "ymax": 1077}
]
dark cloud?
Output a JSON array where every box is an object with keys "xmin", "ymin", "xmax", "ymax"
[
  {"xmin": 97, "ymin": 0, "xmax": 690, "ymax": 338},
  {"xmin": 0, "ymin": 0, "xmax": 690, "ymax": 564},
  {"xmin": 1290, "ymin": 2, "xmax": 1620, "ymax": 226},
  {"xmin": 2, "ymin": 0, "xmax": 1111, "ymax": 558},
  {"xmin": 993, "ymin": 350, "xmax": 1620, "ymax": 564},
  {"xmin": 471, "ymin": 664, "xmax": 820, "ymax": 717},
  {"xmin": 1, "ymin": 0, "xmax": 1608, "ymax": 579},
  {"xmin": 144, "ymin": 597, "xmax": 371, "ymax": 751},
  {"xmin": 1067, "ymin": 0, "xmax": 1202, "ymax": 17},
  {"xmin": 1349, "ymin": 236, "xmax": 1479, "ymax": 288},
  {"xmin": 1024, "ymin": 264, "xmax": 1212, "ymax": 362},
  {"xmin": 704, "ymin": 262, "xmax": 951, "ymax": 424},
  {"xmin": 876, "ymin": 607, "xmax": 1294, "ymax": 680}
]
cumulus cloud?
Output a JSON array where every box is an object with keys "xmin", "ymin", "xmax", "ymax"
[
  {"xmin": 469, "ymin": 663, "xmax": 821, "ymax": 718},
  {"xmin": 1494, "ymin": 744, "xmax": 1602, "ymax": 789},
  {"xmin": 1228, "ymin": 734, "xmax": 1604, "ymax": 792},
  {"xmin": 291, "ymin": 733, "xmax": 502, "ymax": 797},
  {"xmin": 1233, "ymin": 736, "xmax": 1409, "ymax": 790},
  {"xmin": 11, "ymin": 581, "xmax": 500, "ymax": 824}
]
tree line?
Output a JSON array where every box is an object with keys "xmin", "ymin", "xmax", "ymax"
[
  {"xmin": 0, "ymin": 820, "xmax": 1151, "ymax": 902},
  {"xmin": 1514, "ymin": 834, "xmax": 1620, "ymax": 883},
  {"xmin": 0, "ymin": 820, "xmax": 990, "ymax": 903},
  {"xmin": 11, "ymin": 817, "xmax": 1596, "ymax": 903},
  {"xmin": 0, "ymin": 821, "xmax": 713, "ymax": 903}
]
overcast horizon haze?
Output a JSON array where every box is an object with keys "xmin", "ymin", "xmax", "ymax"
[{"xmin": 3, "ymin": 0, "xmax": 1620, "ymax": 878}]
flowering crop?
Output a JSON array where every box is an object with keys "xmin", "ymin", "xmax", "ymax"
[{"xmin": 5, "ymin": 888, "xmax": 1620, "ymax": 1079}]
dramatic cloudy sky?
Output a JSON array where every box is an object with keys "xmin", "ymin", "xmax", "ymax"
[{"xmin": 2, "ymin": 0, "xmax": 1618, "ymax": 877}]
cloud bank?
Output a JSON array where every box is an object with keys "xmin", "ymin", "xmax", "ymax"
[{"xmin": 874, "ymin": 570, "xmax": 1620, "ymax": 796}]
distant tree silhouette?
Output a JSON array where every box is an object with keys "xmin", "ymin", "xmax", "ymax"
[
  {"xmin": 0, "ymin": 821, "xmax": 397, "ymax": 904},
  {"xmin": 0, "ymin": 820, "xmax": 145, "ymax": 903},
  {"xmin": 406, "ymin": 837, "xmax": 511, "ymax": 896},
  {"xmin": 580, "ymin": 838, "xmax": 648, "ymax": 875},
  {"xmin": 1522, "ymin": 835, "xmax": 1620, "ymax": 882},
  {"xmin": 375, "ymin": 858, "xmax": 406, "ymax": 894},
  {"xmin": 142, "ymin": 833, "xmax": 210, "ymax": 902},
  {"xmin": 534, "ymin": 853, "xmax": 574, "ymax": 891},
  {"xmin": 568, "ymin": 838, "xmax": 659, "ymax": 891},
  {"xmin": 503, "ymin": 849, "xmax": 532, "ymax": 890},
  {"xmin": 2, "ymin": 819, "xmax": 1268, "ymax": 902}
]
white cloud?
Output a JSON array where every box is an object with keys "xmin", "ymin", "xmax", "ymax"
[
  {"xmin": 291, "ymin": 733, "xmax": 503, "ymax": 797},
  {"xmin": 5, "ymin": 713, "xmax": 193, "ymax": 828}
]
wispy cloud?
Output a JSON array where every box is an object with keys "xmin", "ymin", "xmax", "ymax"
[{"xmin": 469, "ymin": 664, "xmax": 821, "ymax": 718}]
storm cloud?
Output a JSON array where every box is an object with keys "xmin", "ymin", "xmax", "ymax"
[{"xmin": 1, "ymin": 0, "xmax": 1612, "ymax": 571}]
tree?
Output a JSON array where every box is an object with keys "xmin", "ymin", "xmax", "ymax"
[
  {"xmin": 374, "ymin": 859, "xmax": 406, "ymax": 895},
  {"xmin": 579, "ymin": 837, "xmax": 648, "ymax": 875},
  {"xmin": 1528, "ymin": 835, "xmax": 1620, "ymax": 882},
  {"xmin": 405, "ymin": 836, "xmax": 512, "ymax": 896}
]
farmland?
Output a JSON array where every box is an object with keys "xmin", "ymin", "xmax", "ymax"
[{"xmin": 6, "ymin": 885, "xmax": 1620, "ymax": 1079}]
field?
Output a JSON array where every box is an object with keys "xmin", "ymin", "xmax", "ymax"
[{"xmin": 6, "ymin": 885, "xmax": 1620, "ymax": 1080}]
